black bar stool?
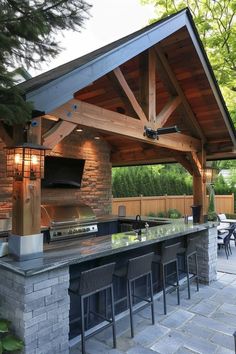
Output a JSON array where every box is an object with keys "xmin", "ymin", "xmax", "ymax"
[
  {"xmin": 153, "ymin": 242, "xmax": 181, "ymax": 315},
  {"xmin": 69, "ymin": 262, "xmax": 116, "ymax": 354},
  {"xmin": 178, "ymin": 236, "xmax": 199, "ymax": 299},
  {"xmin": 114, "ymin": 252, "xmax": 155, "ymax": 338}
]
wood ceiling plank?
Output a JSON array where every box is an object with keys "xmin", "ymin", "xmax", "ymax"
[{"xmin": 49, "ymin": 99, "xmax": 201, "ymax": 152}]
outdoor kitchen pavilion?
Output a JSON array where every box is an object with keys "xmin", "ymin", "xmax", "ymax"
[
  {"xmin": 0, "ymin": 8, "xmax": 236, "ymax": 354},
  {"xmin": 1, "ymin": 9, "xmax": 236, "ymax": 259}
]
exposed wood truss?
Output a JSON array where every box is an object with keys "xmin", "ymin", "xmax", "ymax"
[
  {"xmin": 139, "ymin": 48, "xmax": 156, "ymax": 125},
  {"xmin": 48, "ymin": 99, "xmax": 201, "ymax": 152},
  {"xmin": 188, "ymin": 151, "xmax": 202, "ymax": 177},
  {"xmin": 154, "ymin": 45, "xmax": 206, "ymax": 142},
  {"xmin": 109, "ymin": 67, "xmax": 147, "ymax": 123},
  {"xmin": 155, "ymin": 96, "xmax": 181, "ymax": 129},
  {"xmin": 43, "ymin": 120, "xmax": 77, "ymax": 149}
]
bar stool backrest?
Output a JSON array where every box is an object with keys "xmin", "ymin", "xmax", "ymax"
[
  {"xmin": 161, "ymin": 242, "xmax": 181, "ymax": 264},
  {"xmin": 127, "ymin": 252, "xmax": 154, "ymax": 280},
  {"xmin": 79, "ymin": 262, "xmax": 116, "ymax": 296}
]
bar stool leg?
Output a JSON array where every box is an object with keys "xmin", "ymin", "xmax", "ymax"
[
  {"xmin": 80, "ymin": 295, "xmax": 86, "ymax": 354},
  {"xmin": 128, "ymin": 279, "xmax": 134, "ymax": 338},
  {"xmin": 162, "ymin": 264, "xmax": 167, "ymax": 315},
  {"xmin": 186, "ymin": 255, "xmax": 191, "ymax": 299},
  {"xmin": 149, "ymin": 272, "xmax": 155, "ymax": 325},
  {"xmin": 176, "ymin": 260, "xmax": 180, "ymax": 305},
  {"xmin": 195, "ymin": 253, "xmax": 199, "ymax": 292},
  {"xmin": 110, "ymin": 285, "xmax": 117, "ymax": 348}
]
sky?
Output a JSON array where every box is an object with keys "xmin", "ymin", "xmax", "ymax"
[{"xmin": 29, "ymin": 0, "xmax": 156, "ymax": 76}]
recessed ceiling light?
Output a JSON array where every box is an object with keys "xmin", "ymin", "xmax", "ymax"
[
  {"xmin": 76, "ymin": 128, "xmax": 83, "ymax": 132},
  {"xmin": 94, "ymin": 136, "xmax": 100, "ymax": 140}
]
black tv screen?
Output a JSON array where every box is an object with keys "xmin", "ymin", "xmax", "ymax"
[{"xmin": 42, "ymin": 156, "xmax": 85, "ymax": 188}]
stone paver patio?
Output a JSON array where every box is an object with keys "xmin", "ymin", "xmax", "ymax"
[{"xmin": 70, "ymin": 241, "xmax": 236, "ymax": 354}]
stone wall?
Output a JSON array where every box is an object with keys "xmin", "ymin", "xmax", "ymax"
[
  {"xmin": 0, "ymin": 266, "xmax": 70, "ymax": 354},
  {"xmin": 0, "ymin": 126, "xmax": 112, "ymax": 217},
  {"xmin": 195, "ymin": 226, "xmax": 218, "ymax": 284}
]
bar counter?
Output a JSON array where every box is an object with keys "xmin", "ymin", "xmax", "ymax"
[
  {"xmin": 0, "ymin": 219, "xmax": 213, "ymax": 276},
  {"xmin": 0, "ymin": 219, "xmax": 218, "ymax": 354}
]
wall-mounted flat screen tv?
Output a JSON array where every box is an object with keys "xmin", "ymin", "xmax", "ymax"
[{"xmin": 42, "ymin": 156, "xmax": 85, "ymax": 188}]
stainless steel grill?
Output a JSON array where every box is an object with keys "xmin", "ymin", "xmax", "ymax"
[{"xmin": 41, "ymin": 203, "xmax": 98, "ymax": 242}]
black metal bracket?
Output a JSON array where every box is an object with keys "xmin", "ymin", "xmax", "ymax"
[{"xmin": 144, "ymin": 125, "xmax": 180, "ymax": 140}]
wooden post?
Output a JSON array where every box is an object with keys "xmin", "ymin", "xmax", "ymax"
[
  {"xmin": 12, "ymin": 118, "xmax": 42, "ymax": 236},
  {"xmin": 192, "ymin": 150, "xmax": 207, "ymax": 223}
]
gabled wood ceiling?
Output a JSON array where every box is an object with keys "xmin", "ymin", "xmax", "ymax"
[{"xmin": 61, "ymin": 26, "xmax": 234, "ymax": 166}]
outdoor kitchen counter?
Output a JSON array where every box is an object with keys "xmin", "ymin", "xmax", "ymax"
[{"xmin": 0, "ymin": 220, "xmax": 216, "ymax": 276}]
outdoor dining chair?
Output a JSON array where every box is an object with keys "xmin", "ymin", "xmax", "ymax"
[
  {"xmin": 217, "ymin": 224, "xmax": 235, "ymax": 259},
  {"xmin": 217, "ymin": 214, "xmax": 236, "ymax": 246}
]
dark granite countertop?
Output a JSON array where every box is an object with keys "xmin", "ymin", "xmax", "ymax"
[{"xmin": 0, "ymin": 220, "xmax": 216, "ymax": 277}]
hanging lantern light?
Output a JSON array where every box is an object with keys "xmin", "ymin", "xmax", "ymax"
[
  {"xmin": 204, "ymin": 163, "xmax": 218, "ymax": 184},
  {"xmin": 6, "ymin": 143, "xmax": 48, "ymax": 180}
]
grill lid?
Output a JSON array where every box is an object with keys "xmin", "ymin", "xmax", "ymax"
[{"xmin": 41, "ymin": 203, "xmax": 96, "ymax": 227}]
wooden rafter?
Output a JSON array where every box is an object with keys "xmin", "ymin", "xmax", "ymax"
[
  {"xmin": 108, "ymin": 67, "xmax": 147, "ymax": 123},
  {"xmin": 139, "ymin": 48, "xmax": 156, "ymax": 125},
  {"xmin": 154, "ymin": 45, "xmax": 206, "ymax": 142},
  {"xmin": 49, "ymin": 98, "xmax": 201, "ymax": 152},
  {"xmin": 43, "ymin": 120, "xmax": 77, "ymax": 149},
  {"xmin": 155, "ymin": 96, "xmax": 181, "ymax": 129}
]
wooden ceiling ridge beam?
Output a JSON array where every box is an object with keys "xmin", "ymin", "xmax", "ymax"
[
  {"xmin": 42, "ymin": 120, "xmax": 77, "ymax": 149},
  {"xmin": 112, "ymin": 67, "xmax": 148, "ymax": 123},
  {"xmin": 154, "ymin": 45, "xmax": 206, "ymax": 142},
  {"xmin": 155, "ymin": 96, "xmax": 181, "ymax": 129},
  {"xmin": 49, "ymin": 98, "xmax": 202, "ymax": 153}
]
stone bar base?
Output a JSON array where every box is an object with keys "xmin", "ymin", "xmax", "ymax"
[
  {"xmin": 191, "ymin": 226, "xmax": 217, "ymax": 284},
  {"xmin": 0, "ymin": 266, "xmax": 70, "ymax": 354},
  {"xmin": 8, "ymin": 233, "xmax": 43, "ymax": 261}
]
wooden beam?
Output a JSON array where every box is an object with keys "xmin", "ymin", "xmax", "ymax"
[
  {"xmin": 175, "ymin": 155, "xmax": 193, "ymax": 175},
  {"xmin": 43, "ymin": 120, "xmax": 77, "ymax": 149},
  {"xmin": 110, "ymin": 67, "xmax": 147, "ymax": 123},
  {"xmin": 154, "ymin": 45, "xmax": 206, "ymax": 142},
  {"xmin": 187, "ymin": 151, "xmax": 202, "ymax": 177},
  {"xmin": 155, "ymin": 96, "xmax": 181, "ymax": 129},
  {"xmin": 49, "ymin": 99, "xmax": 202, "ymax": 152},
  {"xmin": 139, "ymin": 49, "xmax": 156, "ymax": 124},
  {"xmin": 111, "ymin": 148, "xmax": 175, "ymax": 165},
  {"xmin": 0, "ymin": 122, "xmax": 13, "ymax": 146}
]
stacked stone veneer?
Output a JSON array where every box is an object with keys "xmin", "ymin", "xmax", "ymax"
[
  {"xmin": 41, "ymin": 126, "xmax": 112, "ymax": 216},
  {"xmin": 0, "ymin": 266, "xmax": 70, "ymax": 354},
  {"xmin": 0, "ymin": 124, "xmax": 112, "ymax": 216},
  {"xmin": 192, "ymin": 226, "xmax": 218, "ymax": 284}
]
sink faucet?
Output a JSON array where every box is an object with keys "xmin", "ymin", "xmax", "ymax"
[{"xmin": 136, "ymin": 214, "xmax": 141, "ymax": 221}]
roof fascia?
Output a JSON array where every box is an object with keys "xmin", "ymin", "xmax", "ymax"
[
  {"xmin": 184, "ymin": 10, "xmax": 236, "ymax": 148},
  {"xmin": 26, "ymin": 11, "xmax": 187, "ymax": 113}
]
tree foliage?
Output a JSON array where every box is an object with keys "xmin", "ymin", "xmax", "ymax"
[
  {"xmin": 112, "ymin": 164, "xmax": 233, "ymax": 199},
  {"xmin": 141, "ymin": 0, "xmax": 236, "ymax": 124},
  {"xmin": 0, "ymin": 0, "xmax": 91, "ymax": 125}
]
